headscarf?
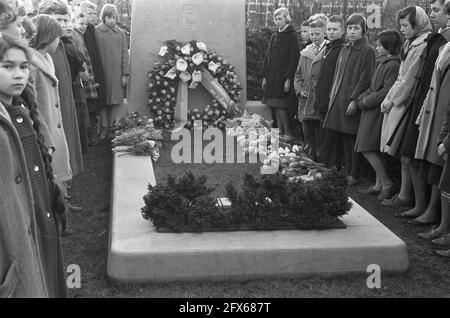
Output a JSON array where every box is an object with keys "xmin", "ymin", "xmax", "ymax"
[{"xmin": 412, "ymin": 6, "xmax": 432, "ymax": 37}]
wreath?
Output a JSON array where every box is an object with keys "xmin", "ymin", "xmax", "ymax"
[{"xmin": 147, "ymin": 40, "xmax": 242, "ymax": 130}]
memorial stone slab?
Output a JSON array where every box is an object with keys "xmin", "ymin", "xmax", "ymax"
[{"xmin": 128, "ymin": 0, "xmax": 247, "ymax": 116}]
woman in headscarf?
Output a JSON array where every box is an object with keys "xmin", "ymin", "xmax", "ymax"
[{"xmin": 380, "ymin": 6, "xmax": 432, "ymax": 207}]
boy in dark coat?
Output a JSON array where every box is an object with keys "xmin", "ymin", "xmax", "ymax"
[
  {"xmin": 314, "ymin": 15, "xmax": 346, "ymax": 168},
  {"xmin": 323, "ymin": 14, "xmax": 376, "ymax": 185}
]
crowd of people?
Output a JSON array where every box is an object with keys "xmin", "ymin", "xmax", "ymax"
[
  {"xmin": 261, "ymin": 2, "xmax": 450, "ymax": 257},
  {"xmin": 0, "ymin": 0, "xmax": 129, "ymax": 297}
]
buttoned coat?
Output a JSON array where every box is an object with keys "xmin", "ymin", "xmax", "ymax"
[
  {"xmin": 294, "ymin": 41, "xmax": 327, "ymax": 121},
  {"xmin": 415, "ymin": 43, "xmax": 450, "ymax": 167},
  {"xmin": 0, "ymin": 102, "xmax": 48, "ymax": 298},
  {"xmin": 95, "ymin": 23, "xmax": 130, "ymax": 106},
  {"xmin": 355, "ymin": 56, "xmax": 400, "ymax": 152},
  {"xmin": 50, "ymin": 42, "xmax": 84, "ymax": 176},
  {"xmin": 380, "ymin": 32, "xmax": 430, "ymax": 156},
  {"xmin": 438, "ymin": 94, "xmax": 450, "ymax": 194},
  {"xmin": 260, "ymin": 25, "xmax": 300, "ymax": 100},
  {"xmin": 323, "ymin": 36, "xmax": 376, "ymax": 135},
  {"xmin": 30, "ymin": 49, "xmax": 72, "ymax": 182}
]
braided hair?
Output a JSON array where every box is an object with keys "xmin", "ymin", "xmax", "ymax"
[{"xmin": 0, "ymin": 36, "xmax": 55, "ymax": 181}]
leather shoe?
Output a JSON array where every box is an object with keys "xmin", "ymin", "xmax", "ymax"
[
  {"xmin": 417, "ymin": 229, "xmax": 442, "ymax": 240},
  {"xmin": 405, "ymin": 218, "xmax": 439, "ymax": 226},
  {"xmin": 377, "ymin": 187, "xmax": 395, "ymax": 201},
  {"xmin": 432, "ymin": 234, "xmax": 450, "ymax": 246},
  {"xmin": 67, "ymin": 203, "xmax": 82, "ymax": 213},
  {"xmin": 394, "ymin": 212, "xmax": 418, "ymax": 219},
  {"xmin": 357, "ymin": 186, "xmax": 380, "ymax": 195},
  {"xmin": 381, "ymin": 194, "xmax": 413, "ymax": 207},
  {"xmin": 436, "ymin": 249, "xmax": 450, "ymax": 257}
]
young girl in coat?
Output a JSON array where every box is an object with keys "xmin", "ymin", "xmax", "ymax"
[
  {"xmin": 0, "ymin": 36, "xmax": 67, "ymax": 297},
  {"xmin": 380, "ymin": 6, "xmax": 432, "ymax": 208},
  {"xmin": 323, "ymin": 13, "xmax": 376, "ymax": 185},
  {"xmin": 355, "ymin": 30, "xmax": 401, "ymax": 201},
  {"xmin": 29, "ymin": 14, "xmax": 72, "ymax": 185},
  {"xmin": 95, "ymin": 4, "xmax": 129, "ymax": 139},
  {"xmin": 261, "ymin": 7, "xmax": 300, "ymax": 141}
]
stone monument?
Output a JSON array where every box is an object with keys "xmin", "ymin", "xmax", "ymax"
[{"xmin": 127, "ymin": 0, "xmax": 247, "ymax": 117}]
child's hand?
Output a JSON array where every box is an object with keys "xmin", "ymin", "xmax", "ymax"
[
  {"xmin": 262, "ymin": 78, "xmax": 267, "ymax": 90},
  {"xmin": 284, "ymin": 79, "xmax": 291, "ymax": 93},
  {"xmin": 438, "ymin": 143, "xmax": 448, "ymax": 158},
  {"xmin": 346, "ymin": 101, "xmax": 358, "ymax": 116},
  {"xmin": 381, "ymin": 100, "xmax": 393, "ymax": 113},
  {"xmin": 300, "ymin": 91, "xmax": 309, "ymax": 98}
]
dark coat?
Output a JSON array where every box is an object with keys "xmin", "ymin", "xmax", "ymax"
[
  {"xmin": 50, "ymin": 42, "xmax": 84, "ymax": 175},
  {"xmin": 400, "ymin": 29, "xmax": 450, "ymax": 158},
  {"xmin": 438, "ymin": 93, "xmax": 450, "ymax": 194},
  {"xmin": 355, "ymin": 56, "xmax": 400, "ymax": 152},
  {"xmin": 84, "ymin": 23, "xmax": 106, "ymax": 108},
  {"xmin": 314, "ymin": 38, "xmax": 346, "ymax": 119},
  {"xmin": 261, "ymin": 25, "xmax": 300, "ymax": 100},
  {"xmin": 324, "ymin": 36, "xmax": 376, "ymax": 135}
]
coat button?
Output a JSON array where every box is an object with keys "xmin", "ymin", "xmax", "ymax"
[
  {"xmin": 57, "ymin": 123, "xmax": 61, "ymax": 128},
  {"xmin": 33, "ymin": 165, "xmax": 40, "ymax": 172},
  {"xmin": 55, "ymin": 103, "xmax": 59, "ymax": 108},
  {"xmin": 16, "ymin": 116, "xmax": 24, "ymax": 124},
  {"xmin": 47, "ymin": 213, "xmax": 51, "ymax": 218},
  {"xmin": 28, "ymin": 226, "xmax": 32, "ymax": 235},
  {"xmin": 15, "ymin": 174, "xmax": 22, "ymax": 184}
]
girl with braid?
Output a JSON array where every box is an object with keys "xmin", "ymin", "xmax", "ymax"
[{"xmin": 0, "ymin": 35, "xmax": 67, "ymax": 297}]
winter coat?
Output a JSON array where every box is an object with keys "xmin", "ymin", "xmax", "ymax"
[
  {"xmin": 415, "ymin": 43, "xmax": 450, "ymax": 167},
  {"xmin": 260, "ymin": 25, "xmax": 300, "ymax": 100},
  {"xmin": 355, "ymin": 56, "xmax": 400, "ymax": 152},
  {"xmin": 95, "ymin": 23, "xmax": 130, "ymax": 106},
  {"xmin": 323, "ymin": 36, "xmax": 376, "ymax": 135},
  {"xmin": 73, "ymin": 28, "xmax": 98, "ymax": 101},
  {"xmin": 438, "ymin": 95, "xmax": 450, "ymax": 194},
  {"xmin": 380, "ymin": 32, "xmax": 431, "ymax": 156},
  {"xmin": 294, "ymin": 41, "xmax": 327, "ymax": 121},
  {"xmin": 84, "ymin": 23, "xmax": 105, "ymax": 107},
  {"xmin": 314, "ymin": 38, "xmax": 347, "ymax": 119},
  {"xmin": 0, "ymin": 102, "xmax": 48, "ymax": 298},
  {"xmin": 50, "ymin": 42, "xmax": 84, "ymax": 176},
  {"xmin": 399, "ymin": 29, "xmax": 450, "ymax": 158},
  {"xmin": 29, "ymin": 49, "xmax": 72, "ymax": 182}
]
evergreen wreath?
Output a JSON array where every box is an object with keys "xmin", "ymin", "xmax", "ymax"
[{"xmin": 147, "ymin": 40, "xmax": 242, "ymax": 130}]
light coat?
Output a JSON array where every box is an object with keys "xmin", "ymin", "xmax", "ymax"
[
  {"xmin": 30, "ymin": 49, "xmax": 72, "ymax": 182},
  {"xmin": 0, "ymin": 102, "xmax": 48, "ymax": 298},
  {"xmin": 415, "ymin": 43, "xmax": 450, "ymax": 167},
  {"xmin": 294, "ymin": 41, "xmax": 327, "ymax": 121},
  {"xmin": 380, "ymin": 32, "xmax": 431, "ymax": 156},
  {"xmin": 95, "ymin": 23, "xmax": 130, "ymax": 105}
]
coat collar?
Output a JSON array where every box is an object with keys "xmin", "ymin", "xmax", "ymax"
[
  {"xmin": 348, "ymin": 36, "xmax": 369, "ymax": 50},
  {"xmin": 0, "ymin": 101, "xmax": 12, "ymax": 124},
  {"xmin": 409, "ymin": 31, "xmax": 431, "ymax": 48},
  {"xmin": 301, "ymin": 43, "xmax": 317, "ymax": 60},
  {"xmin": 98, "ymin": 22, "xmax": 119, "ymax": 33},
  {"xmin": 29, "ymin": 48, "xmax": 58, "ymax": 86},
  {"xmin": 379, "ymin": 55, "xmax": 401, "ymax": 65},
  {"xmin": 329, "ymin": 37, "xmax": 346, "ymax": 48}
]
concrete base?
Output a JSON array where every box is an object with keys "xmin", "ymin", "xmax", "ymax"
[{"xmin": 108, "ymin": 154, "xmax": 409, "ymax": 283}]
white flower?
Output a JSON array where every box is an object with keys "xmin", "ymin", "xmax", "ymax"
[
  {"xmin": 192, "ymin": 52, "xmax": 204, "ymax": 65},
  {"xmin": 292, "ymin": 145, "xmax": 300, "ymax": 153},
  {"xmin": 196, "ymin": 41, "xmax": 207, "ymax": 51},
  {"xmin": 236, "ymin": 135, "xmax": 246, "ymax": 143},
  {"xmin": 176, "ymin": 58, "xmax": 188, "ymax": 72},
  {"xmin": 263, "ymin": 159, "xmax": 271, "ymax": 165},
  {"xmin": 181, "ymin": 43, "xmax": 191, "ymax": 55},
  {"xmin": 208, "ymin": 61, "xmax": 219, "ymax": 73},
  {"xmin": 192, "ymin": 70, "xmax": 202, "ymax": 82},
  {"xmin": 179, "ymin": 71, "xmax": 192, "ymax": 83},
  {"xmin": 158, "ymin": 45, "xmax": 168, "ymax": 56}
]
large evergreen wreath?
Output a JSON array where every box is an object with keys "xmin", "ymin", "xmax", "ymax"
[{"xmin": 147, "ymin": 40, "xmax": 242, "ymax": 130}]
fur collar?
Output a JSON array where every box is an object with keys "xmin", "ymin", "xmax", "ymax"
[{"xmin": 29, "ymin": 48, "xmax": 58, "ymax": 86}]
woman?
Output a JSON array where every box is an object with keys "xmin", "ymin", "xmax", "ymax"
[
  {"xmin": 380, "ymin": 6, "xmax": 432, "ymax": 207},
  {"xmin": 261, "ymin": 7, "xmax": 300, "ymax": 141}
]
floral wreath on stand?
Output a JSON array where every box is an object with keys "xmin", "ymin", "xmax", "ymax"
[{"xmin": 147, "ymin": 40, "xmax": 242, "ymax": 130}]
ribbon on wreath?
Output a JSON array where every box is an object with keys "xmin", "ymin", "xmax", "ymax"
[{"xmin": 173, "ymin": 78, "xmax": 188, "ymax": 132}]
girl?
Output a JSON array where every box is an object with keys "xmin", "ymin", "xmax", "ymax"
[
  {"xmin": 0, "ymin": 36, "xmax": 66, "ymax": 297},
  {"xmin": 323, "ymin": 13, "xmax": 376, "ymax": 185},
  {"xmin": 29, "ymin": 14, "xmax": 72, "ymax": 185},
  {"xmin": 95, "ymin": 4, "xmax": 129, "ymax": 139},
  {"xmin": 355, "ymin": 30, "xmax": 401, "ymax": 201},
  {"xmin": 380, "ymin": 6, "xmax": 432, "ymax": 207},
  {"xmin": 261, "ymin": 7, "xmax": 300, "ymax": 141}
]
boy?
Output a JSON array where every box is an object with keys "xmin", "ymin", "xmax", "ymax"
[
  {"xmin": 314, "ymin": 15, "xmax": 346, "ymax": 168},
  {"xmin": 294, "ymin": 16, "xmax": 328, "ymax": 161}
]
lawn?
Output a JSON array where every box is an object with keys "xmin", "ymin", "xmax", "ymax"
[{"xmin": 64, "ymin": 141, "xmax": 450, "ymax": 298}]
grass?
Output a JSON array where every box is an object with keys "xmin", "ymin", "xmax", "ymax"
[{"xmin": 64, "ymin": 141, "xmax": 450, "ymax": 298}]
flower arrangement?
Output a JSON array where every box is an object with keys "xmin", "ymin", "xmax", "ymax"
[
  {"xmin": 111, "ymin": 112, "xmax": 163, "ymax": 161},
  {"xmin": 148, "ymin": 40, "xmax": 242, "ymax": 129}
]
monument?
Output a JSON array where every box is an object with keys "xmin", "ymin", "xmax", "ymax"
[{"xmin": 127, "ymin": 0, "xmax": 247, "ymax": 117}]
